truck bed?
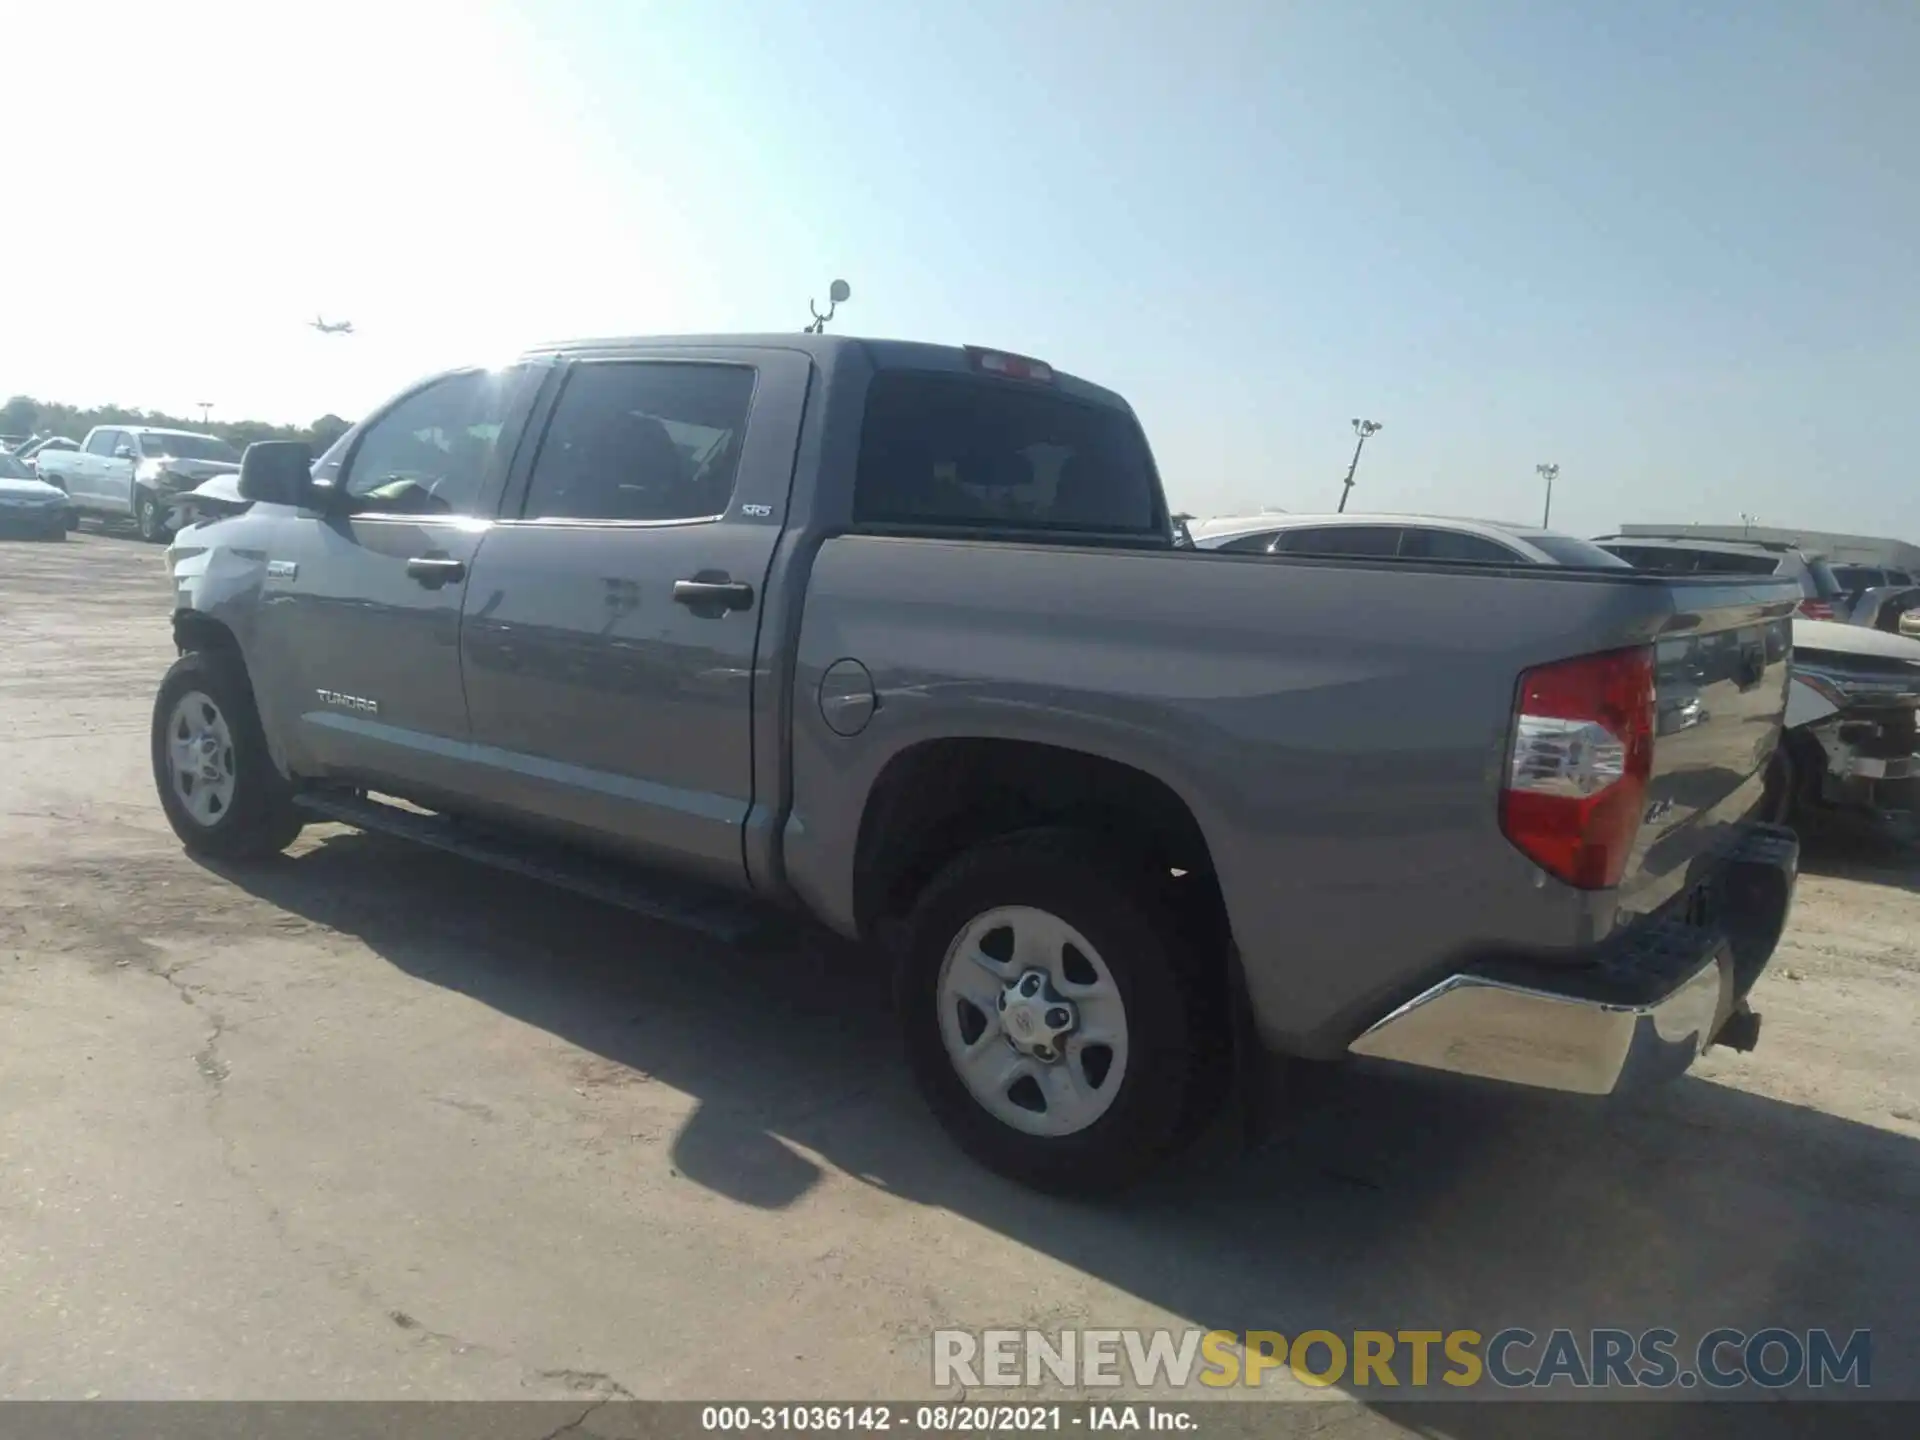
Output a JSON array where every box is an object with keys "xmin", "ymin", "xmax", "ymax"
[{"xmin": 781, "ymin": 537, "xmax": 1797, "ymax": 1056}]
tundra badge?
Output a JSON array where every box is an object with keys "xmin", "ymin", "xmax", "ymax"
[{"xmin": 315, "ymin": 689, "xmax": 379, "ymax": 715}]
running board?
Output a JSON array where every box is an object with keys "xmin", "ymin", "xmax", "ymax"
[{"xmin": 291, "ymin": 789, "xmax": 768, "ymax": 944}]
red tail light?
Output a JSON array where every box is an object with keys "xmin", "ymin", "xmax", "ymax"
[
  {"xmin": 1797, "ymin": 598, "xmax": 1836, "ymax": 621},
  {"xmin": 1499, "ymin": 646, "xmax": 1656, "ymax": 889}
]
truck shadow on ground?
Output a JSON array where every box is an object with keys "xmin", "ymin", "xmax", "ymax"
[
  {"xmin": 1796, "ymin": 823, "xmax": 1920, "ymax": 894},
  {"xmin": 200, "ymin": 827, "xmax": 1920, "ymax": 1424}
]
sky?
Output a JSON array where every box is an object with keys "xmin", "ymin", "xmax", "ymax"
[{"xmin": 7, "ymin": 0, "xmax": 1916, "ymax": 538}]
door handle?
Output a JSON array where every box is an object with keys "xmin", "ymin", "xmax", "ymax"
[
  {"xmin": 406, "ymin": 556, "xmax": 467, "ymax": 589},
  {"xmin": 672, "ymin": 577, "xmax": 755, "ymax": 614}
]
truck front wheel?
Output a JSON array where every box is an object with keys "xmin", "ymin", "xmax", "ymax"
[
  {"xmin": 896, "ymin": 829, "xmax": 1217, "ymax": 1195},
  {"xmin": 135, "ymin": 487, "xmax": 170, "ymax": 543},
  {"xmin": 152, "ymin": 649, "xmax": 304, "ymax": 859}
]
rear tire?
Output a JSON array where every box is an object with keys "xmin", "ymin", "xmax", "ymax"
[
  {"xmin": 152, "ymin": 649, "xmax": 304, "ymax": 859},
  {"xmin": 896, "ymin": 829, "xmax": 1223, "ymax": 1196}
]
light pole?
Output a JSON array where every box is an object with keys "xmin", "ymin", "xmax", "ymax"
[
  {"xmin": 198, "ymin": 402, "xmax": 214, "ymax": 426},
  {"xmin": 1741, "ymin": 511, "xmax": 1760, "ymax": 537},
  {"xmin": 1336, "ymin": 418, "xmax": 1382, "ymax": 513},
  {"xmin": 1536, "ymin": 462, "xmax": 1560, "ymax": 527}
]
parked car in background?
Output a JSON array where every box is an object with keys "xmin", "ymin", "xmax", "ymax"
[
  {"xmin": 154, "ymin": 333, "xmax": 1802, "ymax": 1193},
  {"xmin": 0, "ymin": 433, "xmax": 30, "ymax": 453},
  {"xmin": 13, "ymin": 435, "xmax": 81, "ymax": 474},
  {"xmin": 1774, "ymin": 620, "xmax": 1920, "ymax": 830},
  {"xmin": 1194, "ymin": 511, "xmax": 1632, "ymax": 567},
  {"xmin": 1831, "ymin": 563, "xmax": 1917, "ymax": 593},
  {"xmin": 1810, "ymin": 563, "xmax": 1920, "ymax": 638},
  {"xmin": 37, "ymin": 426, "xmax": 243, "ymax": 541},
  {"xmin": 0, "ymin": 451, "xmax": 75, "ymax": 539},
  {"xmin": 1593, "ymin": 535, "xmax": 1849, "ymax": 619},
  {"xmin": 1596, "ymin": 536, "xmax": 1920, "ymax": 834}
]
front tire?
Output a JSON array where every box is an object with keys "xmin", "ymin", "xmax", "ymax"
[
  {"xmin": 896, "ymin": 829, "xmax": 1221, "ymax": 1195},
  {"xmin": 152, "ymin": 649, "xmax": 304, "ymax": 859},
  {"xmin": 134, "ymin": 486, "xmax": 170, "ymax": 543}
]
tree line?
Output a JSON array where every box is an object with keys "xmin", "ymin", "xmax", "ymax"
[{"xmin": 2, "ymin": 395, "xmax": 353, "ymax": 456}]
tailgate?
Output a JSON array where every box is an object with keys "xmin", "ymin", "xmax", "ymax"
[{"xmin": 1617, "ymin": 579, "xmax": 1796, "ymax": 914}]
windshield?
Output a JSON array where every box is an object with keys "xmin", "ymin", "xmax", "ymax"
[
  {"xmin": 0, "ymin": 453, "xmax": 34, "ymax": 479},
  {"xmin": 141, "ymin": 433, "xmax": 241, "ymax": 462},
  {"xmin": 1528, "ymin": 534, "xmax": 1633, "ymax": 568}
]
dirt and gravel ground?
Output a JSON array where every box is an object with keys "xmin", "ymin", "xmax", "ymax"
[{"xmin": 2, "ymin": 529, "xmax": 1917, "ymax": 1428}]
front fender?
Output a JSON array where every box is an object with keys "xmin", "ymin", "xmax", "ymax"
[{"xmin": 165, "ymin": 525, "xmax": 298, "ymax": 775}]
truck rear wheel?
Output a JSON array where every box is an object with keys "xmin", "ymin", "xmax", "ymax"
[
  {"xmin": 896, "ymin": 829, "xmax": 1216, "ymax": 1195},
  {"xmin": 152, "ymin": 650, "xmax": 304, "ymax": 860}
]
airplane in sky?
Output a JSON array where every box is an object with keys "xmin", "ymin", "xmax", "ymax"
[{"xmin": 310, "ymin": 315, "xmax": 354, "ymax": 334}]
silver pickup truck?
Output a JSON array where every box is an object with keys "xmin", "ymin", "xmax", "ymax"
[{"xmin": 155, "ymin": 334, "xmax": 1803, "ymax": 1193}]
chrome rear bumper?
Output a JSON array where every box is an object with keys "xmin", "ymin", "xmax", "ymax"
[
  {"xmin": 1347, "ymin": 823, "xmax": 1799, "ymax": 1096},
  {"xmin": 1347, "ymin": 957, "xmax": 1728, "ymax": 1095}
]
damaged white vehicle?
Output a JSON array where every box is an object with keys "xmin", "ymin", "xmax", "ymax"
[
  {"xmin": 1773, "ymin": 619, "xmax": 1920, "ymax": 830},
  {"xmin": 165, "ymin": 472, "xmax": 252, "ymax": 532},
  {"xmin": 1597, "ymin": 536, "xmax": 1920, "ymax": 835}
]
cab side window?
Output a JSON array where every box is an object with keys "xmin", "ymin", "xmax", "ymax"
[
  {"xmin": 1275, "ymin": 525, "xmax": 1402, "ymax": 558},
  {"xmin": 519, "ymin": 362, "xmax": 756, "ymax": 523},
  {"xmin": 1216, "ymin": 530, "xmax": 1282, "ymax": 553},
  {"xmin": 85, "ymin": 430, "xmax": 119, "ymax": 456},
  {"xmin": 1399, "ymin": 527, "xmax": 1522, "ymax": 562},
  {"xmin": 340, "ymin": 371, "xmax": 521, "ymax": 517}
]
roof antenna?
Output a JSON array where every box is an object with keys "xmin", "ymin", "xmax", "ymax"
[{"xmin": 806, "ymin": 279, "xmax": 851, "ymax": 334}]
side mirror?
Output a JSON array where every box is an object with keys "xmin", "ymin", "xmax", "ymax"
[
  {"xmin": 238, "ymin": 440, "xmax": 317, "ymax": 507},
  {"xmin": 113, "ymin": 445, "xmax": 136, "ymax": 460}
]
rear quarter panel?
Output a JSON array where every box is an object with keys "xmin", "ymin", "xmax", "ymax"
[{"xmin": 784, "ymin": 539, "xmax": 1740, "ymax": 1055}]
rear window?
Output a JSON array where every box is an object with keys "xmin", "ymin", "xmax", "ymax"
[
  {"xmin": 1830, "ymin": 565, "xmax": 1883, "ymax": 592},
  {"xmin": 1525, "ymin": 534, "xmax": 1633, "ymax": 568},
  {"xmin": 854, "ymin": 372, "xmax": 1163, "ymax": 538},
  {"xmin": 1601, "ymin": 545, "xmax": 1780, "ymax": 576},
  {"xmin": 1805, "ymin": 558, "xmax": 1845, "ymax": 600}
]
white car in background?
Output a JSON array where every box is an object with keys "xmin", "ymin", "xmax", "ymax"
[
  {"xmin": 38, "ymin": 426, "xmax": 243, "ymax": 542},
  {"xmin": 1191, "ymin": 511, "xmax": 1631, "ymax": 567}
]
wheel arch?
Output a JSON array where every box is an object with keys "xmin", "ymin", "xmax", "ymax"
[
  {"xmin": 172, "ymin": 608, "xmax": 245, "ymax": 662},
  {"xmin": 850, "ymin": 736, "xmax": 1232, "ymax": 971}
]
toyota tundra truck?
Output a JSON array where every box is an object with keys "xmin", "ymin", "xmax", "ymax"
[{"xmin": 153, "ymin": 334, "xmax": 1802, "ymax": 1193}]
